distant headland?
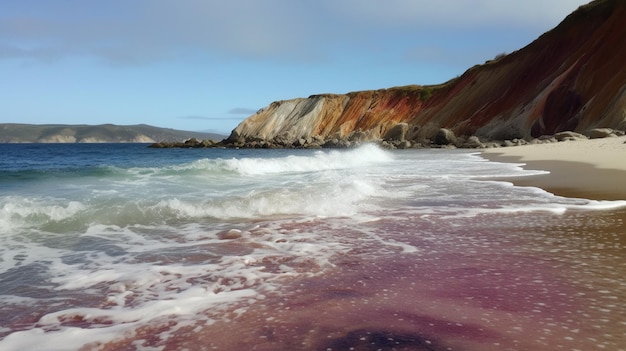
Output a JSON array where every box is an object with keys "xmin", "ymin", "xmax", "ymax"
[{"xmin": 0, "ymin": 123, "xmax": 225, "ymax": 143}]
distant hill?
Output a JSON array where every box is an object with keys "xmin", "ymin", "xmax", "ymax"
[{"xmin": 0, "ymin": 124, "xmax": 226, "ymax": 143}]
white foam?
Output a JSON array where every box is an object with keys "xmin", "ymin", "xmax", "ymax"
[
  {"xmin": 156, "ymin": 175, "xmax": 383, "ymax": 220},
  {"xmin": 1, "ymin": 282, "xmax": 255, "ymax": 351},
  {"xmin": 0, "ymin": 234, "xmax": 337, "ymax": 349},
  {"xmin": 3, "ymin": 147, "xmax": 625, "ymax": 349},
  {"xmin": 567, "ymin": 199, "xmax": 626, "ymax": 211},
  {"xmin": 0, "ymin": 197, "xmax": 86, "ymax": 233},
  {"xmin": 221, "ymin": 143, "xmax": 392, "ymax": 176},
  {"xmin": 38, "ymin": 288, "xmax": 257, "ymax": 326},
  {"xmin": 0, "ymin": 205, "xmax": 362, "ymax": 347}
]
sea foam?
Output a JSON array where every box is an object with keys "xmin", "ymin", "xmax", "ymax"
[
  {"xmin": 2, "ymin": 144, "xmax": 626, "ymax": 350},
  {"xmin": 220, "ymin": 143, "xmax": 392, "ymax": 175}
]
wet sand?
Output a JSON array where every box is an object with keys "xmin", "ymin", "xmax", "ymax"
[
  {"xmin": 39, "ymin": 139, "xmax": 626, "ymax": 351},
  {"xmin": 196, "ymin": 137, "xmax": 626, "ymax": 351},
  {"xmin": 92, "ymin": 207, "xmax": 626, "ymax": 351}
]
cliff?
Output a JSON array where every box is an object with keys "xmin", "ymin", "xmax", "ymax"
[{"xmin": 227, "ymin": 0, "xmax": 626, "ymax": 147}]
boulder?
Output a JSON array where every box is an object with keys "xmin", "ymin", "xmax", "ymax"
[
  {"xmin": 348, "ymin": 130, "xmax": 368, "ymax": 142},
  {"xmin": 588, "ymin": 128, "xmax": 616, "ymax": 139},
  {"xmin": 462, "ymin": 136, "xmax": 484, "ymax": 148},
  {"xmin": 537, "ymin": 135, "xmax": 557, "ymax": 143},
  {"xmin": 293, "ymin": 138, "xmax": 307, "ymax": 147},
  {"xmin": 217, "ymin": 229, "xmax": 243, "ymax": 240},
  {"xmin": 553, "ymin": 131, "xmax": 587, "ymax": 141},
  {"xmin": 399, "ymin": 140, "xmax": 413, "ymax": 149},
  {"xmin": 322, "ymin": 138, "xmax": 351, "ymax": 148},
  {"xmin": 380, "ymin": 141, "xmax": 395, "ymax": 149},
  {"xmin": 434, "ymin": 128, "xmax": 457, "ymax": 145},
  {"xmin": 502, "ymin": 139, "xmax": 528, "ymax": 147},
  {"xmin": 383, "ymin": 123, "xmax": 409, "ymax": 141}
]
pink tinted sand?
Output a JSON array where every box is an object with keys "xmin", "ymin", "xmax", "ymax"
[{"xmin": 23, "ymin": 137, "xmax": 626, "ymax": 351}]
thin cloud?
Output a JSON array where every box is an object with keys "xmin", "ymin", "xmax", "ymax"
[
  {"xmin": 228, "ymin": 108, "xmax": 258, "ymax": 115},
  {"xmin": 178, "ymin": 115, "xmax": 243, "ymax": 121}
]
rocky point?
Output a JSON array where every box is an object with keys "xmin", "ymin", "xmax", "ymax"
[{"xmin": 217, "ymin": 0, "xmax": 626, "ymax": 149}]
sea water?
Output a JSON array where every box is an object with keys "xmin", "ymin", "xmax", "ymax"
[{"xmin": 1, "ymin": 143, "xmax": 625, "ymax": 350}]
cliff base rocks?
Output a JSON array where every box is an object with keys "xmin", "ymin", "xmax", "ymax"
[{"xmin": 152, "ymin": 127, "xmax": 625, "ymax": 150}]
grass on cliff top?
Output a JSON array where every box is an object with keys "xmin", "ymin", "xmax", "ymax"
[
  {"xmin": 386, "ymin": 84, "xmax": 450, "ymax": 101},
  {"xmin": 323, "ymin": 83, "xmax": 452, "ymax": 102}
]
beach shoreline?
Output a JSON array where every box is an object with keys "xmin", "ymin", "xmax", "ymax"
[{"xmin": 482, "ymin": 136, "xmax": 626, "ymax": 201}]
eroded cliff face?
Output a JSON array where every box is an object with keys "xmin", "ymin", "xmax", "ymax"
[{"xmin": 228, "ymin": 0, "xmax": 626, "ymax": 146}]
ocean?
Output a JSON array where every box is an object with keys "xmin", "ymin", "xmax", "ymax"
[{"xmin": 1, "ymin": 143, "xmax": 625, "ymax": 351}]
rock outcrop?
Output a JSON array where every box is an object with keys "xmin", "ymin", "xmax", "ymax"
[{"xmin": 226, "ymin": 0, "xmax": 626, "ymax": 148}]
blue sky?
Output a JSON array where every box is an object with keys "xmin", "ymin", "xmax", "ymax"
[{"xmin": 1, "ymin": 0, "xmax": 589, "ymax": 134}]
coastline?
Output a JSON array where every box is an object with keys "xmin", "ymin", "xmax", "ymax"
[{"xmin": 482, "ymin": 136, "xmax": 626, "ymax": 201}]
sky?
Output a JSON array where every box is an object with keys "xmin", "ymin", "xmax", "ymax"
[{"xmin": 1, "ymin": 0, "xmax": 590, "ymax": 135}]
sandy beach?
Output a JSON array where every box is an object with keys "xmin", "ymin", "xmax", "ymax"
[{"xmin": 482, "ymin": 135, "xmax": 626, "ymax": 200}]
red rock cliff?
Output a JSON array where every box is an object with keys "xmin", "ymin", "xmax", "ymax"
[{"xmin": 229, "ymin": 0, "xmax": 626, "ymax": 145}]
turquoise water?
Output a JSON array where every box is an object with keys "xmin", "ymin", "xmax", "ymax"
[{"xmin": 1, "ymin": 143, "xmax": 625, "ymax": 350}]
